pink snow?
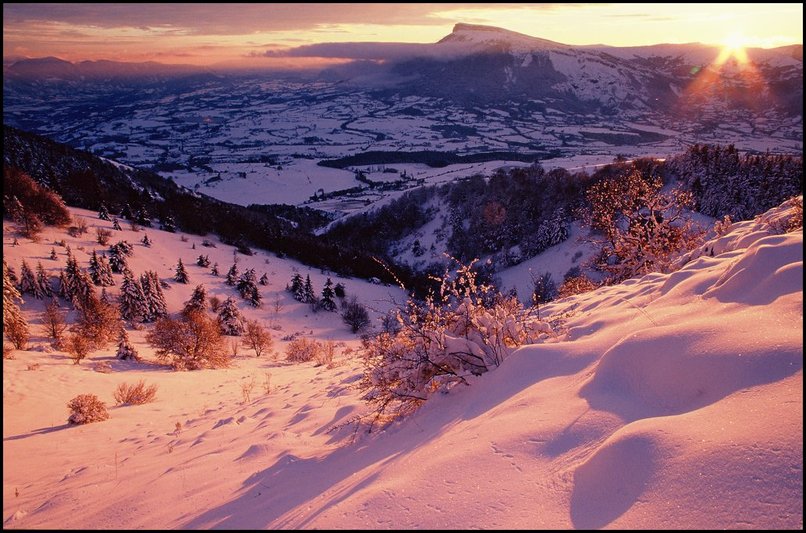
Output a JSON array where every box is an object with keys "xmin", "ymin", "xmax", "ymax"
[{"xmin": 3, "ymin": 199, "xmax": 802, "ymax": 529}]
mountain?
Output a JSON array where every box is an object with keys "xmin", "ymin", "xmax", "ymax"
[{"xmin": 374, "ymin": 24, "xmax": 803, "ymax": 115}]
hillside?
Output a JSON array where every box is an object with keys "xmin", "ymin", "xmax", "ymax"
[{"xmin": 3, "ymin": 193, "xmax": 801, "ymax": 528}]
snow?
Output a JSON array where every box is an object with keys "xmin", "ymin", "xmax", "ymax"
[{"xmin": 3, "ymin": 198, "xmax": 802, "ymax": 529}]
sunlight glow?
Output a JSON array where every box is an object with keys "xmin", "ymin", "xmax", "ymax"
[{"xmin": 716, "ymin": 33, "xmax": 750, "ymax": 64}]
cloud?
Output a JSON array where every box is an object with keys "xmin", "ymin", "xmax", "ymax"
[{"xmin": 264, "ymin": 42, "xmax": 433, "ymax": 61}]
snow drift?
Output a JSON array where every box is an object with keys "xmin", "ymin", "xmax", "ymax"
[{"xmin": 3, "ymin": 198, "xmax": 802, "ymax": 529}]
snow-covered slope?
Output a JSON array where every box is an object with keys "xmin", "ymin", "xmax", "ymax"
[{"xmin": 3, "ymin": 198, "xmax": 802, "ymax": 528}]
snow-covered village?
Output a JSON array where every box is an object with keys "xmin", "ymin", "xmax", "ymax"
[{"xmin": 3, "ymin": 4, "xmax": 803, "ymax": 530}]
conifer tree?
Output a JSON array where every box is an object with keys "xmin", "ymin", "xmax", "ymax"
[
  {"xmin": 108, "ymin": 241, "xmax": 133, "ymax": 273},
  {"xmin": 18, "ymin": 260, "xmax": 38, "ymax": 297},
  {"xmin": 119, "ymin": 269, "xmax": 147, "ymax": 322},
  {"xmin": 320, "ymin": 277, "xmax": 337, "ymax": 312},
  {"xmin": 217, "ymin": 296, "xmax": 245, "ymax": 336},
  {"xmin": 115, "ymin": 328, "xmax": 139, "ymax": 361},
  {"xmin": 288, "ymin": 272, "xmax": 304, "ymax": 301},
  {"xmin": 3, "ymin": 260, "xmax": 29, "ymax": 349},
  {"xmin": 211, "ymin": 262, "xmax": 219, "ymax": 276},
  {"xmin": 112, "ymin": 217, "xmax": 122, "ymax": 231},
  {"xmin": 141, "ymin": 234, "xmax": 152, "ymax": 247},
  {"xmin": 98, "ymin": 203, "xmax": 110, "ymax": 221},
  {"xmin": 197, "ymin": 254, "xmax": 210, "ymax": 268},
  {"xmin": 303, "ymin": 275, "xmax": 316, "ymax": 304},
  {"xmin": 35, "ymin": 262, "xmax": 54, "ymax": 298},
  {"xmin": 183, "ymin": 284, "xmax": 208, "ymax": 315},
  {"xmin": 259, "ymin": 273, "xmax": 269, "ymax": 286},
  {"xmin": 141, "ymin": 271, "xmax": 168, "ymax": 321},
  {"xmin": 50, "ymin": 247, "xmax": 58, "ymax": 260},
  {"xmin": 225, "ymin": 263, "xmax": 239, "ymax": 286},
  {"xmin": 174, "ymin": 258, "xmax": 189, "ymax": 284}
]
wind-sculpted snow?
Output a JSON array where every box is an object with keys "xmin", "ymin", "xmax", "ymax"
[{"xmin": 3, "ymin": 198, "xmax": 802, "ymax": 529}]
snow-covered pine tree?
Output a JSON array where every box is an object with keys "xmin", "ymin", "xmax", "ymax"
[
  {"xmin": 112, "ymin": 218, "xmax": 122, "ymax": 231},
  {"xmin": 141, "ymin": 271, "xmax": 167, "ymax": 321},
  {"xmin": 3, "ymin": 259, "xmax": 29, "ymax": 349},
  {"xmin": 115, "ymin": 328, "xmax": 139, "ymax": 361},
  {"xmin": 320, "ymin": 277, "xmax": 337, "ymax": 311},
  {"xmin": 259, "ymin": 273, "xmax": 269, "ymax": 286},
  {"xmin": 196, "ymin": 254, "xmax": 210, "ymax": 268},
  {"xmin": 108, "ymin": 241, "xmax": 133, "ymax": 273},
  {"xmin": 217, "ymin": 296, "xmax": 245, "ymax": 335},
  {"xmin": 141, "ymin": 234, "xmax": 152, "ymax": 247},
  {"xmin": 174, "ymin": 258, "xmax": 189, "ymax": 284},
  {"xmin": 302, "ymin": 275, "xmax": 316, "ymax": 304},
  {"xmin": 98, "ymin": 203, "xmax": 110, "ymax": 221},
  {"xmin": 211, "ymin": 263, "xmax": 219, "ymax": 276},
  {"xmin": 225, "ymin": 263, "xmax": 239, "ymax": 286},
  {"xmin": 288, "ymin": 272, "xmax": 304, "ymax": 301},
  {"xmin": 118, "ymin": 269, "xmax": 148, "ymax": 322},
  {"xmin": 35, "ymin": 262, "xmax": 54, "ymax": 298},
  {"xmin": 97, "ymin": 253, "xmax": 114, "ymax": 287},
  {"xmin": 237, "ymin": 269, "xmax": 257, "ymax": 298},
  {"xmin": 183, "ymin": 284, "xmax": 208, "ymax": 315},
  {"xmin": 50, "ymin": 247, "xmax": 58, "ymax": 260},
  {"xmin": 18, "ymin": 259, "xmax": 39, "ymax": 298}
]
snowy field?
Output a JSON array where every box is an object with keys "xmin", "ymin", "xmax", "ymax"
[{"xmin": 3, "ymin": 197, "xmax": 802, "ymax": 528}]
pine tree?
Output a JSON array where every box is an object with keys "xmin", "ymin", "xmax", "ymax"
[
  {"xmin": 119, "ymin": 270, "xmax": 147, "ymax": 322},
  {"xmin": 160, "ymin": 215, "xmax": 176, "ymax": 233},
  {"xmin": 108, "ymin": 241, "xmax": 132, "ymax": 273},
  {"xmin": 98, "ymin": 203, "xmax": 110, "ymax": 221},
  {"xmin": 174, "ymin": 258, "xmax": 189, "ymax": 284},
  {"xmin": 196, "ymin": 254, "xmax": 210, "ymax": 268},
  {"xmin": 112, "ymin": 218, "xmax": 122, "ymax": 231},
  {"xmin": 259, "ymin": 273, "xmax": 269, "ymax": 286},
  {"xmin": 35, "ymin": 262, "xmax": 54, "ymax": 298},
  {"xmin": 320, "ymin": 277, "xmax": 337, "ymax": 312},
  {"xmin": 288, "ymin": 273, "xmax": 304, "ymax": 301},
  {"xmin": 183, "ymin": 284, "xmax": 208, "ymax": 315},
  {"xmin": 18, "ymin": 260, "xmax": 38, "ymax": 297},
  {"xmin": 3, "ymin": 260, "xmax": 29, "ymax": 349},
  {"xmin": 217, "ymin": 296, "xmax": 245, "ymax": 335},
  {"xmin": 141, "ymin": 234, "xmax": 152, "ymax": 247},
  {"xmin": 211, "ymin": 262, "xmax": 219, "ymax": 276},
  {"xmin": 225, "ymin": 263, "xmax": 239, "ymax": 286},
  {"xmin": 141, "ymin": 271, "xmax": 168, "ymax": 321},
  {"xmin": 50, "ymin": 247, "xmax": 58, "ymax": 260},
  {"xmin": 237, "ymin": 269, "xmax": 257, "ymax": 298},
  {"xmin": 303, "ymin": 275, "xmax": 316, "ymax": 304},
  {"xmin": 97, "ymin": 253, "xmax": 115, "ymax": 287},
  {"xmin": 115, "ymin": 328, "xmax": 139, "ymax": 361}
]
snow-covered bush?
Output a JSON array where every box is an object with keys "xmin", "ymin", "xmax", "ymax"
[
  {"xmin": 359, "ymin": 260, "xmax": 550, "ymax": 428},
  {"xmin": 67, "ymin": 394, "xmax": 109, "ymax": 424}
]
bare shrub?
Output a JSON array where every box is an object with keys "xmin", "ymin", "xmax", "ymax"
[
  {"xmin": 26, "ymin": 362, "xmax": 40, "ymax": 371},
  {"xmin": 96, "ymin": 227, "xmax": 113, "ymax": 245},
  {"xmin": 315, "ymin": 340, "xmax": 336, "ymax": 367},
  {"xmin": 230, "ymin": 339, "xmax": 240, "ymax": 358},
  {"xmin": 208, "ymin": 295, "xmax": 222, "ymax": 312},
  {"xmin": 93, "ymin": 361, "xmax": 112, "ymax": 373},
  {"xmin": 3, "ymin": 345, "xmax": 15, "ymax": 360},
  {"xmin": 262, "ymin": 372, "xmax": 272, "ymax": 395},
  {"xmin": 341, "ymin": 296, "xmax": 370, "ymax": 334},
  {"xmin": 244, "ymin": 319, "xmax": 273, "ymax": 357},
  {"xmin": 147, "ymin": 310, "xmax": 229, "ymax": 370},
  {"xmin": 66, "ymin": 333, "xmax": 92, "ymax": 364},
  {"xmin": 114, "ymin": 380, "xmax": 158, "ymax": 405},
  {"xmin": 558, "ymin": 275, "xmax": 599, "ymax": 299},
  {"xmin": 67, "ymin": 394, "xmax": 109, "ymax": 425},
  {"xmin": 5, "ymin": 317, "xmax": 29, "ymax": 350},
  {"xmin": 285, "ymin": 337, "xmax": 322, "ymax": 363},
  {"xmin": 43, "ymin": 300, "xmax": 68, "ymax": 347}
]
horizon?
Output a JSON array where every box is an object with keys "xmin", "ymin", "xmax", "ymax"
[{"xmin": 3, "ymin": 3, "xmax": 803, "ymax": 68}]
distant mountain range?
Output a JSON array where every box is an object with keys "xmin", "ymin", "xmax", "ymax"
[{"xmin": 5, "ymin": 23, "xmax": 802, "ymax": 117}]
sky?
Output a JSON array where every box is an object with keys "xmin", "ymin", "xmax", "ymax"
[{"xmin": 3, "ymin": 3, "xmax": 803, "ymax": 67}]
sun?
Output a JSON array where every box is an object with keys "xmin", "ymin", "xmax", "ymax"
[{"xmin": 716, "ymin": 33, "xmax": 750, "ymax": 64}]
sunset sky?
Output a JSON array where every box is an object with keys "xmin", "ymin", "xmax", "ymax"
[{"xmin": 3, "ymin": 3, "xmax": 803, "ymax": 67}]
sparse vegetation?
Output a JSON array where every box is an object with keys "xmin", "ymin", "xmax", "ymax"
[
  {"xmin": 67, "ymin": 393, "xmax": 109, "ymax": 425},
  {"xmin": 114, "ymin": 380, "xmax": 158, "ymax": 405},
  {"xmin": 147, "ymin": 310, "xmax": 229, "ymax": 370}
]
